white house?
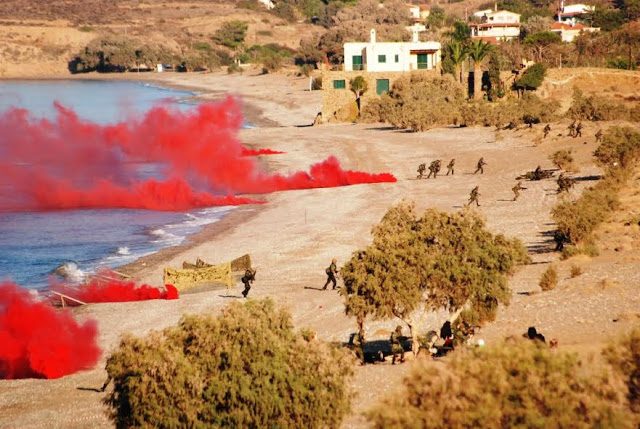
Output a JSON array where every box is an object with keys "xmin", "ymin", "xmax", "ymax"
[
  {"xmin": 258, "ymin": 0, "xmax": 275, "ymax": 10},
  {"xmin": 470, "ymin": 10, "xmax": 521, "ymax": 43},
  {"xmin": 555, "ymin": 2, "xmax": 594, "ymax": 23},
  {"xmin": 343, "ymin": 29, "xmax": 441, "ymax": 72},
  {"xmin": 473, "ymin": 8, "xmax": 493, "ymax": 18},
  {"xmin": 551, "ymin": 21, "xmax": 599, "ymax": 42}
]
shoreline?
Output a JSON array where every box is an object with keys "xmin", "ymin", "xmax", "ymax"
[{"xmin": 0, "ymin": 70, "xmax": 295, "ymax": 286}]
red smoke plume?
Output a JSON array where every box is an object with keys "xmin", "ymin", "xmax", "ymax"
[
  {"xmin": 0, "ymin": 282, "xmax": 100, "ymax": 379},
  {"xmin": 52, "ymin": 279, "xmax": 179, "ymax": 304},
  {"xmin": 0, "ymin": 97, "xmax": 395, "ymax": 212}
]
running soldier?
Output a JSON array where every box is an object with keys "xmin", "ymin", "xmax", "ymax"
[
  {"xmin": 595, "ymin": 129, "xmax": 603, "ymax": 143},
  {"xmin": 322, "ymin": 258, "xmax": 338, "ymax": 290},
  {"xmin": 417, "ymin": 163, "xmax": 426, "ymax": 179},
  {"xmin": 468, "ymin": 186, "xmax": 480, "ymax": 207},
  {"xmin": 427, "ymin": 160, "xmax": 441, "ymax": 179},
  {"xmin": 543, "ymin": 124, "xmax": 551, "ymax": 138},
  {"xmin": 557, "ymin": 173, "xmax": 575, "ymax": 193},
  {"xmin": 241, "ymin": 268, "xmax": 256, "ymax": 298},
  {"xmin": 567, "ymin": 120, "xmax": 576, "ymax": 137},
  {"xmin": 390, "ymin": 325, "xmax": 405, "ymax": 365},
  {"xmin": 575, "ymin": 122, "xmax": 583, "ymax": 138},
  {"xmin": 474, "ymin": 157, "xmax": 487, "ymax": 174},
  {"xmin": 512, "ymin": 181, "xmax": 523, "ymax": 201},
  {"xmin": 446, "ymin": 158, "xmax": 455, "ymax": 175}
]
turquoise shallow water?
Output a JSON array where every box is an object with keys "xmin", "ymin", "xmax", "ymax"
[{"xmin": 0, "ymin": 80, "xmax": 232, "ymax": 289}]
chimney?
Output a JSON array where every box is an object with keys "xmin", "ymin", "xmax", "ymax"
[{"xmin": 370, "ymin": 28, "xmax": 376, "ymax": 44}]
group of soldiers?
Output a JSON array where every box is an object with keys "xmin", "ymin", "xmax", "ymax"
[
  {"xmin": 543, "ymin": 122, "xmax": 603, "ymax": 142},
  {"xmin": 417, "ymin": 157, "xmax": 487, "ymax": 180}
]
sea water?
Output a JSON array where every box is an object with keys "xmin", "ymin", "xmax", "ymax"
[{"xmin": 0, "ymin": 80, "xmax": 234, "ymax": 289}]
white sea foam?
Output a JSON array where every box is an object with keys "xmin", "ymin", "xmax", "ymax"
[
  {"xmin": 54, "ymin": 262, "xmax": 86, "ymax": 283},
  {"xmin": 116, "ymin": 246, "xmax": 130, "ymax": 255}
]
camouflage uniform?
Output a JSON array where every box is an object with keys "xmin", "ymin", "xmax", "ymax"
[
  {"xmin": 390, "ymin": 326, "xmax": 405, "ymax": 365},
  {"xmin": 417, "ymin": 163, "xmax": 426, "ymax": 179},
  {"xmin": 446, "ymin": 158, "xmax": 455, "ymax": 175},
  {"xmin": 468, "ymin": 186, "xmax": 480, "ymax": 207},
  {"xmin": 241, "ymin": 269, "xmax": 256, "ymax": 298},
  {"xmin": 322, "ymin": 259, "xmax": 338, "ymax": 290},
  {"xmin": 543, "ymin": 124, "xmax": 551, "ymax": 138},
  {"xmin": 427, "ymin": 160, "xmax": 441, "ymax": 179},
  {"xmin": 575, "ymin": 122, "xmax": 583, "ymax": 138},
  {"xmin": 554, "ymin": 230, "xmax": 567, "ymax": 251},
  {"xmin": 512, "ymin": 181, "xmax": 523, "ymax": 201},
  {"xmin": 474, "ymin": 157, "xmax": 487, "ymax": 174},
  {"xmin": 568, "ymin": 120, "xmax": 576, "ymax": 137},
  {"xmin": 595, "ymin": 129, "xmax": 603, "ymax": 143},
  {"xmin": 557, "ymin": 173, "xmax": 574, "ymax": 193}
]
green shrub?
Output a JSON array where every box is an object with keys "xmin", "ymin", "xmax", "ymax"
[
  {"xmin": 104, "ymin": 299, "xmax": 353, "ymax": 428},
  {"xmin": 78, "ymin": 25, "xmax": 93, "ymax": 32},
  {"xmin": 299, "ymin": 63, "xmax": 314, "ymax": 76},
  {"xmin": 594, "ymin": 126, "xmax": 640, "ymax": 170},
  {"xmin": 368, "ymin": 341, "xmax": 634, "ymax": 428},
  {"xmin": 514, "ymin": 62, "xmax": 547, "ymax": 92},
  {"xmin": 213, "ymin": 20, "xmax": 248, "ymax": 49},
  {"xmin": 539, "ymin": 264, "xmax": 558, "ymax": 291},
  {"xmin": 605, "ymin": 327, "xmax": 640, "ymax": 414},
  {"xmin": 262, "ymin": 54, "xmax": 283, "ymax": 72}
]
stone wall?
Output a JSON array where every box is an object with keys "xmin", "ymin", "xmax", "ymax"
[{"xmin": 321, "ymin": 70, "xmax": 438, "ymax": 122}]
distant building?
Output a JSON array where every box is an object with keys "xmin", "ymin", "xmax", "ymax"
[
  {"xmin": 258, "ymin": 0, "xmax": 275, "ymax": 10},
  {"xmin": 406, "ymin": 3, "xmax": 421, "ymax": 20},
  {"xmin": 322, "ymin": 28, "xmax": 441, "ymax": 121},
  {"xmin": 473, "ymin": 8, "xmax": 494, "ymax": 18},
  {"xmin": 551, "ymin": 21, "xmax": 599, "ymax": 42},
  {"xmin": 555, "ymin": 2, "xmax": 594, "ymax": 23},
  {"xmin": 344, "ymin": 29, "xmax": 441, "ymax": 72},
  {"xmin": 469, "ymin": 10, "xmax": 521, "ymax": 43}
]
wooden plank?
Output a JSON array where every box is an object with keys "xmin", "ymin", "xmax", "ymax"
[{"xmin": 51, "ymin": 291, "xmax": 87, "ymax": 306}]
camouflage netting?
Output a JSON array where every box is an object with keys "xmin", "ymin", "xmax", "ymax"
[{"xmin": 165, "ymin": 255, "xmax": 252, "ymax": 291}]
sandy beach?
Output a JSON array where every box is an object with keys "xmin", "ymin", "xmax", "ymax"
[{"xmin": 1, "ymin": 69, "xmax": 639, "ymax": 428}]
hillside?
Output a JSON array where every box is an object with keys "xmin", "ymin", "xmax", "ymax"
[{"xmin": 0, "ymin": 0, "xmax": 323, "ymax": 77}]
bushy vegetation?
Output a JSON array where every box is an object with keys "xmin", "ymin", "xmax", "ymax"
[
  {"xmin": 514, "ymin": 62, "xmax": 547, "ymax": 93},
  {"xmin": 340, "ymin": 202, "xmax": 529, "ymax": 350},
  {"xmin": 362, "ymin": 74, "xmax": 465, "ymax": 131},
  {"xmin": 368, "ymin": 340, "xmax": 635, "ymax": 428},
  {"xmin": 363, "ymin": 74, "xmax": 559, "ymax": 131},
  {"xmin": 212, "ymin": 20, "xmax": 248, "ymax": 49},
  {"xmin": 539, "ymin": 264, "xmax": 558, "ymax": 291},
  {"xmin": 568, "ymin": 88, "xmax": 640, "ymax": 122},
  {"xmin": 570, "ymin": 264, "xmax": 582, "ymax": 277},
  {"xmin": 550, "ymin": 149, "xmax": 575, "ymax": 171},
  {"xmin": 552, "ymin": 127, "xmax": 640, "ymax": 255},
  {"xmin": 605, "ymin": 327, "xmax": 640, "ymax": 414},
  {"xmin": 104, "ymin": 299, "xmax": 353, "ymax": 428}
]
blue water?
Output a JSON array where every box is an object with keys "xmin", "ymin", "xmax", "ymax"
[{"xmin": 0, "ymin": 80, "xmax": 233, "ymax": 289}]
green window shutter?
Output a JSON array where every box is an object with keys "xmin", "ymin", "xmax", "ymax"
[
  {"xmin": 395, "ymin": 54, "xmax": 399, "ymax": 63},
  {"xmin": 333, "ymin": 80, "xmax": 346, "ymax": 89},
  {"xmin": 352, "ymin": 55, "xmax": 363, "ymax": 70},
  {"xmin": 376, "ymin": 79, "xmax": 389, "ymax": 95},
  {"xmin": 417, "ymin": 54, "xmax": 428, "ymax": 69},
  {"xmin": 378, "ymin": 55, "xmax": 386, "ymax": 63}
]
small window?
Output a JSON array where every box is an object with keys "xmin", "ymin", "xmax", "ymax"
[
  {"xmin": 395, "ymin": 54, "xmax": 399, "ymax": 63},
  {"xmin": 333, "ymin": 80, "xmax": 346, "ymax": 89},
  {"xmin": 378, "ymin": 54, "xmax": 386, "ymax": 63}
]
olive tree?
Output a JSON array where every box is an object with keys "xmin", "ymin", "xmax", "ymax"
[
  {"xmin": 104, "ymin": 299, "xmax": 353, "ymax": 428},
  {"xmin": 340, "ymin": 202, "xmax": 529, "ymax": 355}
]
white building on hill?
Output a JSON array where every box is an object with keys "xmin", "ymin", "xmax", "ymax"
[
  {"xmin": 470, "ymin": 10, "xmax": 521, "ymax": 43},
  {"xmin": 555, "ymin": 2, "xmax": 595, "ymax": 23},
  {"xmin": 551, "ymin": 21, "xmax": 599, "ymax": 42},
  {"xmin": 343, "ymin": 29, "xmax": 441, "ymax": 72}
]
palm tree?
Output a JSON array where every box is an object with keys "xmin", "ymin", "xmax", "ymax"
[
  {"xmin": 467, "ymin": 40, "xmax": 493, "ymax": 100},
  {"xmin": 448, "ymin": 40, "xmax": 468, "ymax": 84},
  {"xmin": 350, "ymin": 76, "xmax": 369, "ymax": 118}
]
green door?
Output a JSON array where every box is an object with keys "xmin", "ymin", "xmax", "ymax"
[
  {"xmin": 376, "ymin": 79, "xmax": 390, "ymax": 95},
  {"xmin": 417, "ymin": 54, "xmax": 428, "ymax": 69},
  {"xmin": 352, "ymin": 55, "xmax": 363, "ymax": 71}
]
